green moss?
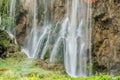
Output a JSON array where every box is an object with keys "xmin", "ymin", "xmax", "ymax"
[{"xmin": 0, "ymin": 30, "xmax": 11, "ymax": 46}]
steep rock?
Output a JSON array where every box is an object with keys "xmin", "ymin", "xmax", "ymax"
[{"xmin": 92, "ymin": 0, "xmax": 120, "ymax": 74}]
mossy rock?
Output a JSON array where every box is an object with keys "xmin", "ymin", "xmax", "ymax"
[
  {"xmin": 0, "ymin": 29, "xmax": 22, "ymax": 58},
  {"xmin": 0, "ymin": 30, "xmax": 11, "ymax": 46}
]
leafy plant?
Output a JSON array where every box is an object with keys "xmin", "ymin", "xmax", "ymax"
[{"xmin": 0, "ymin": 0, "xmax": 15, "ymax": 30}]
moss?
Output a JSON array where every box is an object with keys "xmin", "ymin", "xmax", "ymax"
[{"xmin": 0, "ymin": 30, "xmax": 11, "ymax": 46}]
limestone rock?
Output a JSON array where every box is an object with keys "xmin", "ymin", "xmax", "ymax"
[{"xmin": 92, "ymin": 0, "xmax": 120, "ymax": 73}]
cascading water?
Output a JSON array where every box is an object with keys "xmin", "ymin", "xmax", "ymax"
[
  {"xmin": 21, "ymin": 0, "xmax": 36, "ymax": 57},
  {"xmin": 22, "ymin": 0, "xmax": 39, "ymax": 58},
  {"xmin": 10, "ymin": 0, "xmax": 16, "ymax": 17},
  {"xmin": 22, "ymin": 0, "xmax": 51, "ymax": 58},
  {"xmin": 49, "ymin": 0, "xmax": 92, "ymax": 77},
  {"xmin": 8, "ymin": 0, "xmax": 16, "ymax": 33},
  {"xmin": 62, "ymin": 0, "xmax": 92, "ymax": 77},
  {"xmin": 10, "ymin": 0, "xmax": 92, "ymax": 77},
  {"xmin": 6, "ymin": 0, "xmax": 17, "ymax": 43}
]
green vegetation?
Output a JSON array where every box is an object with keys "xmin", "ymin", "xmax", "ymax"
[
  {"xmin": 0, "ymin": 0, "xmax": 14, "ymax": 29},
  {"xmin": 0, "ymin": 56, "xmax": 67, "ymax": 80},
  {"xmin": 0, "ymin": 55, "xmax": 120, "ymax": 80},
  {"xmin": 0, "ymin": 0, "xmax": 9, "ymax": 17},
  {"xmin": 0, "ymin": 30, "xmax": 11, "ymax": 46}
]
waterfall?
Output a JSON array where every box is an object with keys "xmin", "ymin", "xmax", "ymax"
[
  {"xmin": 22, "ymin": 0, "xmax": 51, "ymax": 58},
  {"xmin": 10, "ymin": 0, "xmax": 16, "ymax": 17},
  {"xmin": 6, "ymin": 0, "xmax": 16, "ymax": 34},
  {"xmin": 63, "ymin": 0, "xmax": 92, "ymax": 77},
  {"xmin": 7, "ymin": 0, "xmax": 16, "ymax": 43},
  {"xmin": 10, "ymin": 0, "xmax": 92, "ymax": 77},
  {"xmin": 22, "ymin": 0, "xmax": 39, "ymax": 57}
]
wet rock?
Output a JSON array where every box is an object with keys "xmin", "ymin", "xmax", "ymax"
[
  {"xmin": 14, "ymin": 0, "xmax": 66, "ymax": 44},
  {"xmin": 50, "ymin": 0, "xmax": 65, "ymax": 21},
  {"xmin": 14, "ymin": 6, "xmax": 29, "ymax": 45}
]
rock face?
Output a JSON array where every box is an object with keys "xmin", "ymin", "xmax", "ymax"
[
  {"xmin": 15, "ymin": 7, "xmax": 29, "ymax": 45},
  {"xmin": 50, "ymin": 0, "xmax": 65, "ymax": 22},
  {"xmin": 92, "ymin": 0, "xmax": 120, "ymax": 73},
  {"xmin": 14, "ymin": 0, "xmax": 31, "ymax": 45}
]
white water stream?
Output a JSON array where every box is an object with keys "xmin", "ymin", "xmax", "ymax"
[{"xmin": 9, "ymin": 0, "xmax": 92, "ymax": 77}]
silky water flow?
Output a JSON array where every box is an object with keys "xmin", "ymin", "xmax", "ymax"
[{"xmin": 9, "ymin": 0, "xmax": 92, "ymax": 77}]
